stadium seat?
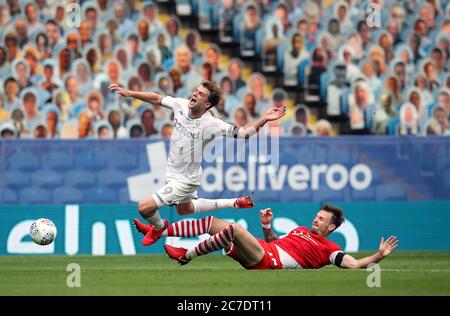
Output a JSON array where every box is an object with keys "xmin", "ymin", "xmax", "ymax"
[
  {"xmin": 371, "ymin": 169, "xmax": 383, "ymax": 185},
  {"xmin": 255, "ymin": 28, "xmax": 264, "ymax": 56},
  {"xmin": 19, "ymin": 187, "xmax": 52, "ymax": 204},
  {"xmin": 440, "ymin": 167, "xmax": 450, "ymax": 191},
  {"xmin": 0, "ymin": 188, "xmax": 18, "ymax": 204},
  {"xmin": 282, "ymin": 189, "xmax": 312, "ymax": 202},
  {"xmin": 7, "ymin": 152, "xmax": 40, "ymax": 172},
  {"xmin": 97, "ymin": 169, "xmax": 127, "ymax": 189},
  {"xmin": 351, "ymin": 188, "xmax": 376, "ymax": 201},
  {"xmin": 297, "ymin": 59, "xmax": 310, "ymax": 87},
  {"xmin": 276, "ymin": 43, "xmax": 287, "ymax": 70},
  {"xmin": 232, "ymin": 14, "xmax": 242, "ymax": 41},
  {"xmin": 327, "ymin": 146, "xmax": 353, "ymax": 165},
  {"xmin": 340, "ymin": 88, "xmax": 351, "ymax": 116},
  {"xmin": 3, "ymin": 170, "xmax": 30, "ymax": 189},
  {"xmin": 85, "ymin": 187, "xmax": 117, "ymax": 203},
  {"xmin": 312, "ymin": 187, "xmax": 346, "ymax": 202},
  {"xmin": 75, "ymin": 151, "xmax": 106, "ymax": 171},
  {"xmin": 108, "ymin": 151, "xmax": 138, "ymax": 171},
  {"xmin": 119, "ymin": 186, "xmax": 131, "ymax": 204},
  {"xmin": 255, "ymin": 190, "xmax": 281, "ymax": 202},
  {"xmin": 31, "ymin": 169, "xmax": 63, "ymax": 189},
  {"xmin": 44, "ymin": 151, "xmax": 74, "ymax": 171},
  {"xmin": 320, "ymin": 71, "xmax": 330, "ymax": 101},
  {"xmin": 53, "ymin": 187, "xmax": 84, "ymax": 204},
  {"xmin": 375, "ymin": 183, "xmax": 406, "ymax": 201},
  {"xmin": 387, "ymin": 118, "xmax": 400, "ymax": 135},
  {"xmin": 435, "ymin": 146, "xmax": 450, "ymax": 173},
  {"xmin": 64, "ymin": 169, "xmax": 96, "ymax": 189},
  {"xmin": 314, "ymin": 146, "xmax": 328, "ymax": 164}
]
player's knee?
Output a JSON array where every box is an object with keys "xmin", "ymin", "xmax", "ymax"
[
  {"xmin": 233, "ymin": 223, "xmax": 245, "ymax": 237},
  {"xmin": 138, "ymin": 200, "xmax": 154, "ymax": 216},
  {"xmin": 176, "ymin": 204, "xmax": 194, "ymax": 215}
]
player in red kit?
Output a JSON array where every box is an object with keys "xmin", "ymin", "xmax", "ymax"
[{"xmin": 135, "ymin": 204, "xmax": 398, "ymax": 269}]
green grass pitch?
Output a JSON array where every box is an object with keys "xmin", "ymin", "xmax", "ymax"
[{"xmin": 0, "ymin": 252, "xmax": 449, "ymax": 295}]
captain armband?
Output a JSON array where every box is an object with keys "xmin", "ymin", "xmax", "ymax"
[{"xmin": 334, "ymin": 252, "xmax": 346, "ymax": 267}]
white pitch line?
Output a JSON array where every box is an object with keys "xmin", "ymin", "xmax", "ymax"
[{"xmin": 379, "ymin": 269, "xmax": 450, "ymax": 273}]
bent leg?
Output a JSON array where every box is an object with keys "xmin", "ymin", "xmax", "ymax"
[
  {"xmin": 162, "ymin": 216, "xmax": 265, "ymax": 268},
  {"xmin": 210, "ymin": 218, "xmax": 265, "ymax": 268},
  {"xmin": 138, "ymin": 195, "xmax": 165, "ymax": 229}
]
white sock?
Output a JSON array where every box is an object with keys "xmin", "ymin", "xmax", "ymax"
[
  {"xmin": 145, "ymin": 210, "xmax": 164, "ymax": 229},
  {"xmin": 192, "ymin": 198, "xmax": 236, "ymax": 213}
]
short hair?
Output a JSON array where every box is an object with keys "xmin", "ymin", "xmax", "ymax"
[
  {"xmin": 357, "ymin": 20, "xmax": 368, "ymax": 32},
  {"xmin": 46, "ymin": 19, "xmax": 58, "ymax": 26},
  {"xmin": 321, "ymin": 204, "xmax": 345, "ymax": 230},
  {"xmin": 4, "ymin": 77, "xmax": 18, "ymax": 89},
  {"xmin": 23, "ymin": 91, "xmax": 36, "ymax": 102},
  {"xmin": 201, "ymin": 80, "xmax": 222, "ymax": 108}
]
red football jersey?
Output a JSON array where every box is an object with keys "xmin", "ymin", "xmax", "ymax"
[{"xmin": 273, "ymin": 226, "xmax": 343, "ymax": 269}]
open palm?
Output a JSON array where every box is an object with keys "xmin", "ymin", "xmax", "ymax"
[
  {"xmin": 263, "ymin": 105, "xmax": 287, "ymax": 121},
  {"xmin": 378, "ymin": 236, "xmax": 399, "ymax": 257},
  {"xmin": 108, "ymin": 83, "xmax": 129, "ymax": 97}
]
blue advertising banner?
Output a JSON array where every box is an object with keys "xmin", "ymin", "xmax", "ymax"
[
  {"xmin": 1, "ymin": 137, "xmax": 449, "ymax": 204},
  {"xmin": 0, "ymin": 201, "xmax": 449, "ymax": 255}
]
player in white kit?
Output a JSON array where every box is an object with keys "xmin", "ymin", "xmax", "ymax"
[{"xmin": 108, "ymin": 81, "xmax": 286, "ymax": 246}]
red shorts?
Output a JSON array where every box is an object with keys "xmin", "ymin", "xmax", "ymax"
[{"xmin": 226, "ymin": 238, "xmax": 282, "ymax": 270}]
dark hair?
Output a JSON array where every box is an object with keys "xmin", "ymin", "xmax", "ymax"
[
  {"xmin": 46, "ymin": 19, "xmax": 59, "ymax": 26},
  {"xmin": 85, "ymin": 7, "xmax": 97, "ymax": 14},
  {"xmin": 130, "ymin": 124, "xmax": 143, "ymax": 137},
  {"xmin": 128, "ymin": 34, "xmax": 139, "ymax": 41},
  {"xmin": 23, "ymin": 91, "xmax": 36, "ymax": 102},
  {"xmin": 357, "ymin": 20, "xmax": 368, "ymax": 32},
  {"xmin": 4, "ymin": 77, "xmax": 18, "ymax": 89},
  {"xmin": 36, "ymin": 32, "xmax": 49, "ymax": 47},
  {"xmin": 321, "ymin": 204, "xmax": 345, "ymax": 230},
  {"xmin": 432, "ymin": 47, "xmax": 443, "ymax": 56},
  {"xmin": 201, "ymin": 80, "xmax": 222, "ymax": 108}
]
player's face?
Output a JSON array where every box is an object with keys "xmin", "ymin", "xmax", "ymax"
[
  {"xmin": 311, "ymin": 210, "xmax": 335, "ymax": 236},
  {"xmin": 189, "ymin": 85, "xmax": 211, "ymax": 111}
]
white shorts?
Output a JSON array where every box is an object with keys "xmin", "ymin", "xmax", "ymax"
[{"xmin": 152, "ymin": 179, "xmax": 199, "ymax": 208}]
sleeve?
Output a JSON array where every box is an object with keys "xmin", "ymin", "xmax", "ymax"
[
  {"xmin": 160, "ymin": 96, "xmax": 181, "ymax": 111},
  {"xmin": 329, "ymin": 250, "xmax": 345, "ymax": 266},
  {"xmin": 206, "ymin": 116, "xmax": 236, "ymax": 138}
]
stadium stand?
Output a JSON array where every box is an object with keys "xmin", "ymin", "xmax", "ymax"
[{"xmin": 0, "ymin": 0, "xmax": 448, "ymax": 139}]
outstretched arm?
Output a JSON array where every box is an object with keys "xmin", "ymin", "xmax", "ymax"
[
  {"xmin": 108, "ymin": 84, "xmax": 163, "ymax": 106},
  {"xmin": 260, "ymin": 208, "xmax": 279, "ymax": 242},
  {"xmin": 236, "ymin": 105, "xmax": 286, "ymax": 138},
  {"xmin": 340, "ymin": 236, "xmax": 399, "ymax": 269}
]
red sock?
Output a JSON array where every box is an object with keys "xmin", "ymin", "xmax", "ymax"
[
  {"xmin": 187, "ymin": 224, "xmax": 236, "ymax": 259},
  {"xmin": 162, "ymin": 216, "xmax": 213, "ymax": 237}
]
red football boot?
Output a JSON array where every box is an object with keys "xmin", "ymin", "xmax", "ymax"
[
  {"xmin": 133, "ymin": 218, "xmax": 152, "ymax": 235},
  {"xmin": 142, "ymin": 219, "xmax": 169, "ymax": 246},
  {"xmin": 164, "ymin": 244, "xmax": 191, "ymax": 265},
  {"xmin": 235, "ymin": 196, "xmax": 254, "ymax": 208}
]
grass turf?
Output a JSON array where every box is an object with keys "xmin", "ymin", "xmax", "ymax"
[{"xmin": 0, "ymin": 251, "xmax": 449, "ymax": 296}]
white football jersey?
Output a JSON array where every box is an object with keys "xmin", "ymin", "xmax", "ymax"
[{"xmin": 161, "ymin": 96, "xmax": 235, "ymax": 185}]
